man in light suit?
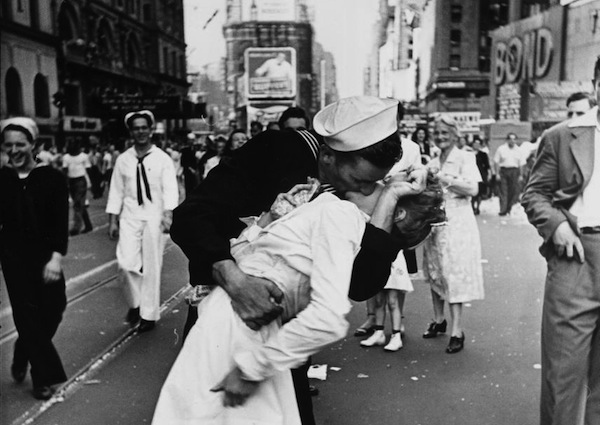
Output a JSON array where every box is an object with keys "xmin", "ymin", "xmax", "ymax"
[{"xmin": 521, "ymin": 57, "xmax": 600, "ymax": 425}]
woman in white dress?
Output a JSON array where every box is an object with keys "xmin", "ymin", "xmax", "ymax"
[
  {"xmin": 422, "ymin": 115, "xmax": 484, "ymax": 354},
  {"xmin": 152, "ymin": 176, "xmax": 445, "ymax": 425}
]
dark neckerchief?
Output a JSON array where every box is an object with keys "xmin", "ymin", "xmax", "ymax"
[{"xmin": 136, "ymin": 151, "xmax": 153, "ymax": 205}]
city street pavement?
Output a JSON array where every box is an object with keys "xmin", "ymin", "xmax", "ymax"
[{"xmin": 1, "ymin": 197, "xmax": 548, "ymax": 425}]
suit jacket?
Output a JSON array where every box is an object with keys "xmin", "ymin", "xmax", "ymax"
[{"xmin": 521, "ymin": 107, "xmax": 597, "ymax": 257}]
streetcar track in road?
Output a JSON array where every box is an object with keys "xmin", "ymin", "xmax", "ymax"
[
  {"xmin": 0, "ymin": 240, "xmax": 177, "ymax": 345},
  {"xmin": 11, "ymin": 283, "xmax": 191, "ymax": 425}
]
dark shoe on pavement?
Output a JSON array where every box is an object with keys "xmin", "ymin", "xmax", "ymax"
[
  {"xmin": 11, "ymin": 363, "xmax": 27, "ymax": 383},
  {"xmin": 309, "ymin": 385, "xmax": 319, "ymax": 397},
  {"xmin": 138, "ymin": 319, "xmax": 156, "ymax": 333},
  {"xmin": 69, "ymin": 229, "xmax": 80, "ymax": 236},
  {"xmin": 446, "ymin": 333, "xmax": 465, "ymax": 354},
  {"xmin": 32, "ymin": 386, "xmax": 54, "ymax": 400},
  {"xmin": 82, "ymin": 226, "xmax": 93, "ymax": 234},
  {"xmin": 126, "ymin": 307, "xmax": 140, "ymax": 326},
  {"xmin": 422, "ymin": 319, "xmax": 447, "ymax": 339},
  {"xmin": 354, "ymin": 325, "xmax": 376, "ymax": 337}
]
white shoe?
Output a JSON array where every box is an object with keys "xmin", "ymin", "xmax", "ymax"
[
  {"xmin": 384, "ymin": 333, "xmax": 403, "ymax": 351},
  {"xmin": 360, "ymin": 330, "xmax": 386, "ymax": 347}
]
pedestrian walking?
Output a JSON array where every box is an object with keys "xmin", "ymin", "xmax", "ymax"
[
  {"xmin": 422, "ymin": 114, "xmax": 484, "ymax": 354},
  {"xmin": 0, "ymin": 117, "xmax": 69, "ymax": 400},
  {"xmin": 62, "ymin": 139, "xmax": 93, "ymax": 235},
  {"xmin": 493, "ymin": 132, "xmax": 523, "ymax": 216},
  {"xmin": 471, "ymin": 138, "xmax": 492, "ymax": 215},
  {"xmin": 171, "ymin": 96, "xmax": 428, "ymax": 425},
  {"xmin": 278, "ymin": 106, "xmax": 310, "ymax": 130},
  {"xmin": 106, "ymin": 110, "xmax": 179, "ymax": 333},
  {"xmin": 521, "ymin": 57, "xmax": 600, "ymax": 425}
]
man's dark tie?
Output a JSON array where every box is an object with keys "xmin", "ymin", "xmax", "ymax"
[{"xmin": 136, "ymin": 153, "xmax": 152, "ymax": 205}]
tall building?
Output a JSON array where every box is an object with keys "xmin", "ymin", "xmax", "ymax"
[
  {"xmin": 416, "ymin": 0, "xmax": 510, "ymax": 115},
  {"xmin": 1, "ymin": 0, "xmax": 60, "ymax": 141},
  {"xmin": 223, "ymin": 0, "xmax": 315, "ymax": 129},
  {"xmin": 489, "ymin": 0, "xmax": 598, "ymax": 136},
  {"xmin": 1, "ymin": 0, "xmax": 189, "ymax": 147},
  {"xmin": 56, "ymin": 0, "xmax": 189, "ymax": 144}
]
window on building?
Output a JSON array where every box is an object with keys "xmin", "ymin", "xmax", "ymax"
[
  {"xmin": 29, "ymin": 0, "xmax": 39, "ymax": 29},
  {"xmin": 179, "ymin": 55, "xmax": 186, "ymax": 79},
  {"xmin": 97, "ymin": 20, "xmax": 115, "ymax": 57},
  {"xmin": 479, "ymin": 55, "xmax": 491, "ymax": 72},
  {"xmin": 163, "ymin": 47, "xmax": 169, "ymax": 73},
  {"xmin": 450, "ymin": 5, "xmax": 462, "ymax": 23},
  {"xmin": 449, "ymin": 54, "xmax": 461, "ymax": 70},
  {"xmin": 408, "ymin": 49, "xmax": 413, "ymax": 60},
  {"xmin": 58, "ymin": 2, "xmax": 78, "ymax": 41},
  {"xmin": 5, "ymin": 68, "xmax": 24, "ymax": 116},
  {"xmin": 171, "ymin": 51, "xmax": 177, "ymax": 76},
  {"xmin": 450, "ymin": 29, "xmax": 461, "ymax": 47},
  {"xmin": 64, "ymin": 84, "xmax": 80, "ymax": 115},
  {"xmin": 127, "ymin": 36, "xmax": 140, "ymax": 67},
  {"xmin": 34, "ymin": 74, "xmax": 50, "ymax": 118},
  {"xmin": 143, "ymin": 3, "xmax": 151, "ymax": 21}
]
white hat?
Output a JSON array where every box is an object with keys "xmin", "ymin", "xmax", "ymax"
[
  {"xmin": 0, "ymin": 117, "xmax": 39, "ymax": 142},
  {"xmin": 313, "ymin": 96, "xmax": 399, "ymax": 152},
  {"xmin": 124, "ymin": 110, "xmax": 155, "ymax": 129}
]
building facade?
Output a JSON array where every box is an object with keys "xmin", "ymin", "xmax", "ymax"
[
  {"xmin": 489, "ymin": 0, "xmax": 598, "ymax": 135},
  {"xmin": 1, "ymin": 0, "xmax": 189, "ymax": 147},
  {"xmin": 1, "ymin": 0, "xmax": 61, "ymax": 141},
  {"xmin": 223, "ymin": 0, "xmax": 316, "ymax": 129},
  {"xmin": 416, "ymin": 0, "xmax": 510, "ymax": 116}
]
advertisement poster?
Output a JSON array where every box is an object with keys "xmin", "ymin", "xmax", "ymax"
[{"xmin": 246, "ymin": 47, "xmax": 296, "ymax": 99}]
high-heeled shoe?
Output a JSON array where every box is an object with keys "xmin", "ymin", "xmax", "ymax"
[
  {"xmin": 446, "ymin": 333, "xmax": 465, "ymax": 354},
  {"xmin": 360, "ymin": 330, "xmax": 386, "ymax": 347},
  {"xmin": 384, "ymin": 333, "xmax": 403, "ymax": 351},
  {"xmin": 422, "ymin": 319, "xmax": 447, "ymax": 339}
]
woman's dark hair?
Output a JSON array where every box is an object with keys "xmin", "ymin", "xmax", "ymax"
[
  {"xmin": 393, "ymin": 173, "xmax": 446, "ymax": 249},
  {"xmin": 331, "ymin": 131, "xmax": 402, "ymax": 169},
  {"xmin": 411, "ymin": 126, "xmax": 429, "ymax": 143}
]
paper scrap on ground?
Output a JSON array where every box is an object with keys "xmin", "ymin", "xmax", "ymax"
[
  {"xmin": 357, "ymin": 373, "xmax": 369, "ymax": 379},
  {"xmin": 330, "ymin": 367, "xmax": 341, "ymax": 371},
  {"xmin": 307, "ymin": 364, "xmax": 328, "ymax": 380}
]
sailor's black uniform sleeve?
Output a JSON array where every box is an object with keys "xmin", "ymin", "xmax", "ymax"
[
  {"xmin": 348, "ymin": 224, "xmax": 402, "ymax": 301},
  {"xmin": 170, "ymin": 130, "xmax": 318, "ymax": 286}
]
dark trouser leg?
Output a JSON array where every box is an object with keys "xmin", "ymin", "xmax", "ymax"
[
  {"xmin": 13, "ymin": 337, "xmax": 29, "ymax": 370},
  {"xmin": 182, "ymin": 304, "xmax": 198, "ymax": 342},
  {"xmin": 540, "ymin": 234, "xmax": 600, "ymax": 425},
  {"xmin": 403, "ymin": 249, "xmax": 418, "ymax": 274},
  {"xmin": 506, "ymin": 168, "xmax": 521, "ymax": 211},
  {"xmin": 69, "ymin": 177, "xmax": 87, "ymax": 232},
  {"xmin": 499, "ymin": 169, "xmax": 509, "ymax": 214},
  {"xmin": 27, "ymin": 279, "xmax": 68, "ymax": 388},
  {"xmin": 291, "ymin": 359, "xmax": 315, "ymax": 425}
]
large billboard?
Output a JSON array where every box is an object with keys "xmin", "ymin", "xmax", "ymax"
[{"xmin": 245, "ymin": 47, "xmax": 296, "ymax": 99}]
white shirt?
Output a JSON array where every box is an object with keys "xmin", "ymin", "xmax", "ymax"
[
  {"xmin": 62, "ymin": 152, "xmax": 91, "ymax": 178},
  {"xmin": 255, "ymin": 58, "xmax": 292, "ymax": 79},
  {"xmin": 37, "ymin": 150, "xmax": 56, "ymax": 166},
  {"xmin": 230, "ymin": 194, "xmax": 366, "ymax": 381},
  {"xmin": 388, "ymin": 138, "xmax": 423, "ymax": 176},
  {"xmin": 106, "ymin": 146, "xmax": 179, "ymax": 220},
  {"xmin": 494, "ymin": 143, "xmax": 523, "ymax": 169},
  {"xmin": 568, "ymin": 106, "xmax": 600, "ymax": 227}
]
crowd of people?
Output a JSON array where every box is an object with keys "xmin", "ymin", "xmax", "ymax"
[{"xmin": 1, "ymin": 56, "xmax": 598, "ymax": 425}]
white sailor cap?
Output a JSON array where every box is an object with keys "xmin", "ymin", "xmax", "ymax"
[
  {"xmin": 124, "ymin": 110, "xmax": 155, "ymax": 129},
  {"xmin": 313, "ymin": 96, "xmax": 399, "ymax": 152},
  {"xmin": 0, "ymin": 117, "xmax": 39, "ymax": 142}
]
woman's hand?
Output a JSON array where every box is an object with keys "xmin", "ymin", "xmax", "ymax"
[
  {"xmin": 43, "ymin": 252, "xmax": 63, "ymax": 284},
  {"xmin": 269, "ymin": 178, "xmax": 320, "ymax": 220},
  {"xmin": 210, "ymin": 366, "xmax": 260, "ymax": 407}
]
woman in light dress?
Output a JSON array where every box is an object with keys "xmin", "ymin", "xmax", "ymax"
[
  {"xmin": 152, "ymin": 176, "xmax": 445, "ymax": 425},
  {"xmin": 422, "ymin": 115, "xmax": 484, "ymax": 354}
]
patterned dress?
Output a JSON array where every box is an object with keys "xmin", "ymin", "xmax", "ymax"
[{"xmin": 423, "ymin": 147, "xmax": 484, "ymax": 303}]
